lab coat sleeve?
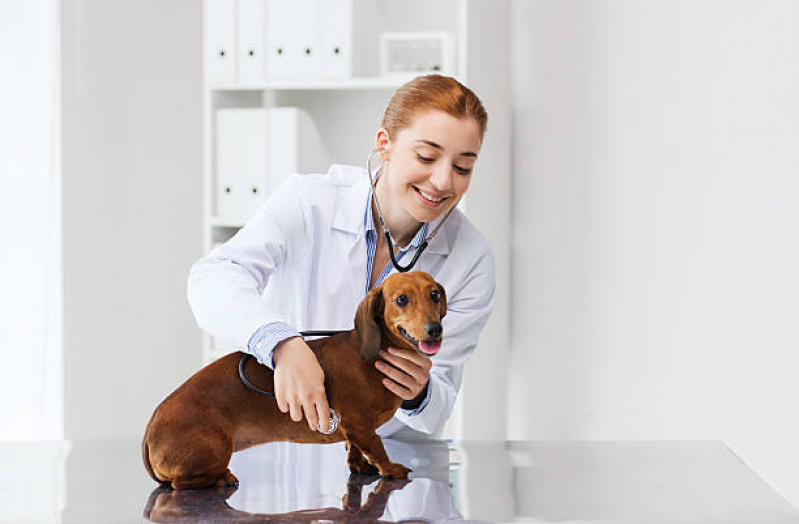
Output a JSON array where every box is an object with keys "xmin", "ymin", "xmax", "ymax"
[
  {"xmin": 393, "ymin": 247, "xmax": 496, "ymax": 435},
  {"xmin": 187, "ymin": 177, "xmax": 308, "ymax": 353}
]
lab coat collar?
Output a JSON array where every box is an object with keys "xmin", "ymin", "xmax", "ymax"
[{"xmin": 330, "ymin": 166, "xmax": 454, "ymax": 256}]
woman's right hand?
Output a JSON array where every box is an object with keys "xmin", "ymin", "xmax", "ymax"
[{"xmin": 272, "ymin": 337, "xmax": 331, "ymax": 433}]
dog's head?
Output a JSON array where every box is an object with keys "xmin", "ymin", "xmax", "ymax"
[{"xmin": 354, "ymin": 271, "xmax": 447, "ymax": 360}]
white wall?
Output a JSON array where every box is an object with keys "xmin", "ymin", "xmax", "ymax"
[
  {"xmin": 61, "ymin": 0, "xmax": 203, "ymax": 439},
  {"xmin": 0, "ymin": 0, "xmax": 62, "ymax": 441},
  {"xmin": 510, "ymin": 0, "xmax": 799, "ymax": 508}
]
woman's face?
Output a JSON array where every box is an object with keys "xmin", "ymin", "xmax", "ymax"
[{"xmin": 378, "ymin": 110, "xmax": 482, "ymax": 224}]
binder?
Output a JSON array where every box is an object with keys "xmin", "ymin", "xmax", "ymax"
[
  {"xmin": 265, "ymin": 0, "xmax": 295, "ymax": 81},
  {"xmin": 204, "ymin": 0, "xmax": 237, "ymax": 85},
  {"xmin": 237, "ymin": 0, "xmax": 266, "ymax": 84},
  {"xmin": 294, "ymin": 0, "xmax": 323, "ymax": 81},
  {"xmin": 215, "ymin": 109, "xmax": 268, "ymax": 221},
  {"xmin": 321, "ymin": 0, "xmax": 353, "ymax": 80}
]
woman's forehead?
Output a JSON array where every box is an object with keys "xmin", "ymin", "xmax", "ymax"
[{"xmin": 397, "ymin": 110, "xmax": 481, "ymax": 154}]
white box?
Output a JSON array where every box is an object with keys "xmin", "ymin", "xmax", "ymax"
[
  {"xmin": 380, "ymin": 32, "xmax": 455, "ymax": 78},
  {"xmin": 237, "ymin": 0, "xmax": 266, "ymax": 84},
  {"xmin": 204, "ymin": 0, "xmax": 237, "ymax": 84},
  {"xmin": 215, "ymin": 109, "xmax": 268, "ymax": 222}
]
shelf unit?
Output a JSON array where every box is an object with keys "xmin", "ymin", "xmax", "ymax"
[{"xmin": 201, "ymin": 0, "xmax": 510, "ymax": 381}]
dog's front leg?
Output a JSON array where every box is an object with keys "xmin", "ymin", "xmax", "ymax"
[{"xmin": 344, "ymin": 431, "xmax": 411, "ymax": 479}]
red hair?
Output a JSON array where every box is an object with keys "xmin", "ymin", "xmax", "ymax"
[{"xmin": 381, "ymin": 74, "xmax": 488, "ymax": 142}]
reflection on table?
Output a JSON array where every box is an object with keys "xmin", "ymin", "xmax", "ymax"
[{"xmin": 143, "ymin": 438, "xmax": 487, "ymax": 524}]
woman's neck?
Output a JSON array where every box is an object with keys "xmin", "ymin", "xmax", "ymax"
[{"xmin": 373, "ymin": 169, "xmax": 422, "ymax": 248}]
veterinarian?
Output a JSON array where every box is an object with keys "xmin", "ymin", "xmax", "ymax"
[{"xmin": 187, "ymin": 74, "xmax": 496, "ymax": 438}]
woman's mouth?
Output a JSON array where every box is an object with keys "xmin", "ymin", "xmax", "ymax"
[{"xmin": 413, "ymin": 186, "xmax": 447, "ymax": 208}]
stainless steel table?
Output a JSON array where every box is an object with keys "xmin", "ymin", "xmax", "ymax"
[{"xmin": 2, "ymin": 437, "xmax": 797, "ymax": 523}]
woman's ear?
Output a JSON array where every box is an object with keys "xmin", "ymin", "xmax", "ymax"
[
  {"xmin": 435, "ymin": 281, "xmax": 447, "ymax": 319},
  {"xmin": 375, "ymin": 128, "xmax": 391, "ymax": 162},
  {"xmin": 354, "ymin": 286, "xmax": 384, "ymax": 360}
]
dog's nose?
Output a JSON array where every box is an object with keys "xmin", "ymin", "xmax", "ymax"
[{"xmin": 424, "ymin": 322, "xmax": 442, "ymax": 339}]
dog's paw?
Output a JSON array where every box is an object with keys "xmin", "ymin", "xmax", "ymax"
[
  {"xmin": 215, "ymin": 470, "xmax": 239, "ymax": 489},
  {"xmin": 378, "ymin": 462, "xmax": 411, "ymax": 479}
]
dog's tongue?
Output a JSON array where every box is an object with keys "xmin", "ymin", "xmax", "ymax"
[{"xmin": 419, "ymin": 340, "xmax": 441, "ymax": 355}]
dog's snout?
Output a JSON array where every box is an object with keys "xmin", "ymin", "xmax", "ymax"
[{"xmin": 424, "ymin": 322, "xmax": 442, "ymax": 339}]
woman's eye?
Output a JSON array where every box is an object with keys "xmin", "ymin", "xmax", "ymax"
[
  {"xmin": 396, "ymin": 295, "xmax": 409, "ymax": 306},
  {"xmin": 430, "ymin": 289, "xmax": 441, "ymax": 303},
  {"xmin": 454, "ymin": 165, "xmax": 472, "ymax": 175},
  {"xmin": 416, "ymin": 154, "xmax": 435, "ymax": 164}
]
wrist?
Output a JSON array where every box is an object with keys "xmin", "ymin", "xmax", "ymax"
[{"xmin": 273, "ymin": 336, "xmax": 302, "ymax": 366}]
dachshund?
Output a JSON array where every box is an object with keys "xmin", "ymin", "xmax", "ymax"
[{"xmin": 142, "ymin": 271, "xmax": 447, "ymax": 489}]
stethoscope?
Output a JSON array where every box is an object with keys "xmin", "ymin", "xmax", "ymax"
[
  {"xmin": 366, "ymin": 147, "xmax": 460, "ymax": 273},
  {"xmin": 238, "ymin": 149, "xmax": 460, "ymax": 434}
]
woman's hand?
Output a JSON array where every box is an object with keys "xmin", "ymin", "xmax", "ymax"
[
  {"xmin": 272, "ymin": 337, "xmax": 330, "ymax": 433},
  {"xmin": 375, "ymin": 347, "xmax": 432, "ymax": 400}
]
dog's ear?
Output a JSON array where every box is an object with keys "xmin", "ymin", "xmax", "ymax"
[
  {"xmin": 435, "ymin": 280, "xmax": 447, "ymax": 319},
  {"xmin": 355, "ymin": 286, "xmax": 384, "ymax": 359}
]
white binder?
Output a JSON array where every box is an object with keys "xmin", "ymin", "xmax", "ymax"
[
  {"xmin": 265, "ymin": 0, "xmax": 295, "ymax": 81},
  {"xmin": 294, "ymin": 0, "xmax": 323, "ymax": 81},
  {"xmin": 237, "ymin": 0, "xmax": 266, "ymax": 84},
  {"xmin": 204, "ymin": 0, "xmax": 237, "ymax": 85},
  {"xmin": 266, "ymin": 107, "xmax": 331, "ymax": 191},
  {"xmin": 321, "ymin": 0, "xmax": 353, "ymax": 80},
  {"xmin": 215, "ymin": 109, "xmax": 268, "ymax": 222}
]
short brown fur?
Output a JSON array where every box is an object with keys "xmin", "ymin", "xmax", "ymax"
[{"xmin": 142, "ymin": 271, "xmax": 447, "ymax": 489}]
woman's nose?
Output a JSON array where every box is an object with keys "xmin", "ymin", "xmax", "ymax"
[{"xmin": 428, "ymin": 164, "xmax": 453, "ymax": 193}]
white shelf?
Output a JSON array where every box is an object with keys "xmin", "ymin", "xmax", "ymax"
[
  {"xmin": 208, "ymin": 73, "xmax": 455, "ymax": 91},
  {"xmin": 209, "ymin": 216, "xmax": 247, "ymax": 228}
]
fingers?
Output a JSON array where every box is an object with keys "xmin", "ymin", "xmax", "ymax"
[
  {"xmin": 381, "ymin": 376, "xmax": 415, "ymax": 400},
  {"xmin": 377, "ymin": 348, "xmax": 431, "ymax": 383},
  {"xmin": 272, "ymin": 338, "xmax": 331, "ymax": 432},
  {"xmin": 375, "ymin": 350, "xmax": 430, "ymax": 400},
  {"xmin": 315, "ymin": 396, "xmax": 331, "ymax": 433}
]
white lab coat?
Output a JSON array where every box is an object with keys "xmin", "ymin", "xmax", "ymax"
[{"xmin": 187, "ymin": 164, "xmax": 496, "ymax": 437}]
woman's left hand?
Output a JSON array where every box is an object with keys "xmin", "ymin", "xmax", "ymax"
[{"xmin": 375, "ymin": 347, "xmax": 432, "ymax": 400}]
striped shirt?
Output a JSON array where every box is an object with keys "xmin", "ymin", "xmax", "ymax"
[{"xmin": 246, "ymin": 184, "xmax": 432, "ymax": 412}]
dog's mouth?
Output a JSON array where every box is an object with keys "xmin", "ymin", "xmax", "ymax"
[{"xmin": 398, "ymin": 326, "xmax": 441, "ymax": 356}]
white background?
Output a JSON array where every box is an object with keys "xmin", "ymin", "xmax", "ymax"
[
  {"xmin": 509, "ymin": 0, "xmax": 799, "ymax": 509},
  {"xmin": 2, "ymin": 0, "xmax": 798, "ymax": 514}
]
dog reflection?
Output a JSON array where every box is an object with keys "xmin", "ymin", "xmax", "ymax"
[{"xmin": 143, "ymin": 475, "xmax": 409, "ymax": 524}]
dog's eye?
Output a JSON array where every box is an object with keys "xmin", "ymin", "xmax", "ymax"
[
  {"xmin": 395, "ymin": 295, "xmax": 409, "ymax": 307},
  {"xmin": 430, "ymin": 289, "xmax": 441, "ymax": 303}
]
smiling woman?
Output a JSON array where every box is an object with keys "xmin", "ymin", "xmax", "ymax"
[{"xmin": 187, "ymin": 74, "xmax": 497, "ymax": 439}]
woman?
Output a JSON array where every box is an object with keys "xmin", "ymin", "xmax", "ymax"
[{"xmin": 188, "ymin": 74, "xmax": 495, "ymax": 438}]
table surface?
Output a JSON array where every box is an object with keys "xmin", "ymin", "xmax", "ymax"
[{"xmin": 2, "ymin": 437, "xmax": 798, "ymax": 524}]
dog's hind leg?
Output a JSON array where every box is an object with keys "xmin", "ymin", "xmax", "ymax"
[
  {"xmin": 344, "ymin": 430, "xmax": 411, "ymax": 479},
  {"xmin": 171, "ymin": 469, "xmax": 239, "ymax": 490},
  {"xmin": 346, "ymin": 440, "xmax": 379, "ymax": 475}
]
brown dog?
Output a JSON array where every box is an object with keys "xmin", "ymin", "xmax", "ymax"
[{"xmin": 142, "ymin": 271, "xmax": 447, "ymax": 490}]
